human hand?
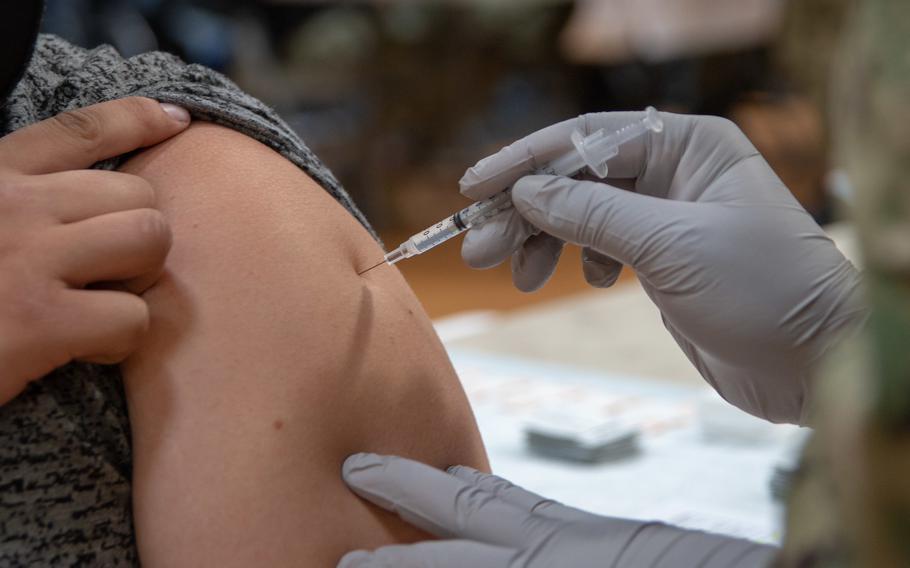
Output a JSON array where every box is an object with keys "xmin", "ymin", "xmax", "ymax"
[
  {"xmin": 0, "ymin": 97, "xmax": 191, "ymax": 404},
  {"xmin": 338, "ymin": 453, "xmax": 775, "ymax": 567},
  {"xmin": 459, "ymin": 111, "xmax": 865, "ymax": 424}
]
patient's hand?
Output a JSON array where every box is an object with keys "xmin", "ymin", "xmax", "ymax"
[
  {"xmin": 119, "ymin": 122, "xmax": 488, "ymax": 567},
  {"xmin": 0, "ymin": 97, "xmax": 189, "ymax": 402}
]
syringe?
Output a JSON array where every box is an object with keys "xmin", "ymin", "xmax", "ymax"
[{"xmin": 358, "ymin": 107, "xmax": 663, "ymax": 275}]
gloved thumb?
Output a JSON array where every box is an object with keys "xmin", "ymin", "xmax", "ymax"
[{"xmin": 511, "ymin": 175, "xmax": 680, "ymax": 269}]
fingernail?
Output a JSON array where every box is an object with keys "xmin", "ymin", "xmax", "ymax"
[
  {"xmin": 447, "ymin": 464, "xmax": 483, "ymax": 482},
  {"xmin": 159, "ymin": 103, "xmax": 190, "ymax": 123},
  {"xmin": 342, "ymin": 452, "xmax": 383, "ymax": 479},
  {"xmin": 338, "ymin": 550, "xmax": 373, "ymax": 568}
]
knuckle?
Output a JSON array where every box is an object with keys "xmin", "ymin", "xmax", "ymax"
[
  {"xmin": 700, "ymin": 115, "xmax": 744, "ymax": 139},
  {"xmin": 6, "ymin": 293, "xmax": 41, "ymax": 330},
  {"xmin": 7, "ymin": 175, "xmax": 62, "ymax": 217},
  {"xmin": 3, "ymin": 275, "xmax": 55, "ymax": 332},
  {"xmin": 120, "ymin": 96, "xmax": 161, "ymax": 130},
  {"xmin": 52, "ymin": 108, "xmax": 104, "ymax": 147},
  {"xmin": 0, "ymin": 176, "xmax": 25, "ymax": 213},
  {"xmin": 454, "ymin": 484, "xmax": 489, "ymax": 525},
  {"xmin": 122, "ymin": 96, "xmax": 157, "ymax": 114}
]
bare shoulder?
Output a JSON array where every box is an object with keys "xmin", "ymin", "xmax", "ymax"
[
  {"xmin": 118, "ymin": 122, "xmax": 488, "ymax": 567},
  {"xmin": 120, "ymin": 121, "xmax": 376, "ymax": 269}
]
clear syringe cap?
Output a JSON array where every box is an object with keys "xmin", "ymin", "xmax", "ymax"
[{"xmin": 572, "ymin": 106, "xmax": 664, "ymax": 178}]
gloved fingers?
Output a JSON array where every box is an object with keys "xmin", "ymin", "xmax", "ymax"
[
  {"xmin": 337, "ymin": 540, "xmax": 515, "ymax": 568},
  {"xmin": 342, "ymin": 453, "xmax": 554, "ymax": 547},
  {"xmin": 511, "ymin": 233, "xmax": 565, "ymax": 292},
  {"xmin": 512, "ymin": 174, "xmax": 683, "ymax": 269},
  {"xmin": 447, "ymin": 465, "xmax": 593, "ymax": 523},
  {"xmin": 461, "ymin": 208, "xmax": 538, "ymax": 269},
  {"xmin": 459, "ymin": 111, "xmax": 652, "ymax": 201},
  {"xmin": 582, "ymin": 248, "xmax": 623, "ymax": 288}
]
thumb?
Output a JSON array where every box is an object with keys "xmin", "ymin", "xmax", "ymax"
[
  {"xmin": 512, "ymin": 175, "xmax": 681, "ymax": 268},
  {"xmin": 0, "ymin": 97, "xmax": 191, "ymax": 175}
]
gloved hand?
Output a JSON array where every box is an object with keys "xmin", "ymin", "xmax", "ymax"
[
  {"xmin": 460, "ymin": 111, "xmax": 866, "ymax": 424},
  {"xmin": 338, "ymin": 453, "xmax": 776, "ymax": 567}
]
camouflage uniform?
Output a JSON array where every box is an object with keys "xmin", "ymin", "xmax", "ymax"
[{"xmin": 778, "ymin": 1, "xmax": 910, "ymax": 566}]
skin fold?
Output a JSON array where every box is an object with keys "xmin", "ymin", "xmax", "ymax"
[{"xmin": 120, "ymin": 122, "xmax": 488, "ymax": 567}]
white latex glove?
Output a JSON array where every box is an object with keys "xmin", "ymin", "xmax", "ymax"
[
  {"xmin": 459, "ymin": 111, "xmax": 866, "ymax": 424},
  {"xmin": 338, "ymin": 453, "xmax": 776, "ymax": 567}
]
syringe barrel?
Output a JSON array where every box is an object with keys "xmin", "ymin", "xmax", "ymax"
[
  {"xmin": 405, "ymin": 217, "xmax": 463, "ymax": 255},
  {"xmin": 457, "ymin": 188, "xmax": 513, "ymax": 229},
  {"xmin": 603, "ymin": 122, "xmax": 648, "ymax": 149},
  {"xmin": 398, "ymin": 189, "xmax": 514, "ymax": 258}
]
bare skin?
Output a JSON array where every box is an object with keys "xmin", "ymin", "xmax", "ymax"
[{"xmin": 120, "ymin": 122, "xmax": 488, "ymax": 566}]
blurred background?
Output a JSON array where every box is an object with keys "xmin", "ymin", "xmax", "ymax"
[{"xmin": 41, "ymin": 0, "xmax": 849, "ymax": 319}]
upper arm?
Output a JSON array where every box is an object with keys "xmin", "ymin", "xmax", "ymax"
[{"xmin": 119, "ymin": 122, "xmax": 488, "ymax": 567}]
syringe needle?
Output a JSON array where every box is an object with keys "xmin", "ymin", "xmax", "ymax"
[{"xmin": 357, "ymin": 259, "xmax": 386, "ymax": 276}]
